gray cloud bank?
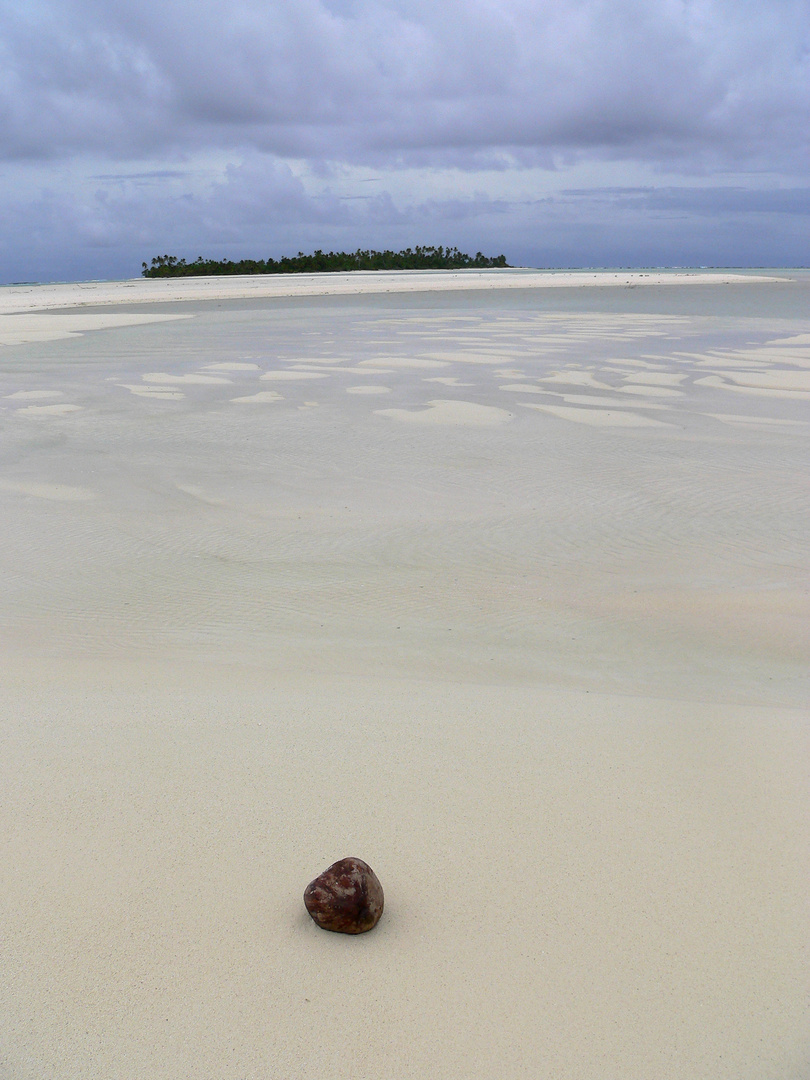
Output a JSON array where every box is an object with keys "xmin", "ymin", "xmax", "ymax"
[
  {"xmin": 5, "ymin": 161, "xmax": 808, "ymax": 282},
  {"xmin": 1, "ymin": 0, "xmax": 809, "ymax": 279},
  {"xmin": 3, "ymin": 0, "xmax": 808, "ymax": 168}
]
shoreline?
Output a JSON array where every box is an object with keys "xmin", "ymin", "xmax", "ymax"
[{"xmin": 0, "ymin": 267, "xmax": 788, "ymax": 316}]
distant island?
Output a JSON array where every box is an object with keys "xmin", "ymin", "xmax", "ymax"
[{"xmin": 141, "ymin": 246, "xmax": 510, "ymax": 277}]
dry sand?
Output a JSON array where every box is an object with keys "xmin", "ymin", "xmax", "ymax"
[
  {"xmin": 0, "ymin": 271, "xmax": 808, "ymax": 1079},
  {"xmin": 0, "ymin": 268, "xmax": 782, "ymax": 319}
]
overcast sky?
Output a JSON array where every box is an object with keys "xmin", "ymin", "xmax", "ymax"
[{"xmin": 1, "ymin": 0, "xmax": 808, "ymax": 281}]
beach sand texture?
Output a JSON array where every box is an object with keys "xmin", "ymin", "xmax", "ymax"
[{"xmin": 1, "ymin": 271, "xmax": 808, "ymax": 1079}]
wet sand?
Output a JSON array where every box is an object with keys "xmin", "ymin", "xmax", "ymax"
[{"xmin": 0, "ymin": 272, "xmax": 808, "ymax": 1079}]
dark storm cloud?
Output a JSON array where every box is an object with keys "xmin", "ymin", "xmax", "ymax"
[{"xmin": 2, "ymin": 0, "xmax": 808, "ymax": 170}]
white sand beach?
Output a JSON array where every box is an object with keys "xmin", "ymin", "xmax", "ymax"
[{"xmin": 1, "ymin": 270, "xmax": 808, "ymax": 1079}]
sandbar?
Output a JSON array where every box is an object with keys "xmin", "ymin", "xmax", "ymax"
[{"xmin": 0, "ymin": 270, "xmax": 807, "ymax": 1080}]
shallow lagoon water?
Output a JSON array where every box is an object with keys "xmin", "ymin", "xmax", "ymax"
[{"xmin": 1, "ymin": 279, "xmax": 808, "ymax": 703}]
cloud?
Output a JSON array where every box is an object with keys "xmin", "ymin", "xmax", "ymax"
[
  {"xmin": 560, "ymin": 186, "xmax": 810, "ymax": 216},
  {"xmin": 2, "ymin": 2, "xmax": 809, "ymax": 279},
  {"xmin": 2, "ymin": 151, "xmax": 808, "ymax": 283},
  {"xmin": 0, "ymin": 153, "xmax": 419, "ymax": 279},
  {"xmin": 1, "ymin": 0, "xmax": 808, "ymax": 171}
]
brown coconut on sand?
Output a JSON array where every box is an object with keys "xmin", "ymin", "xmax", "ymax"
[{"xmin": 304, "ymin": 857, "xmax": 384, "ymax": 934}]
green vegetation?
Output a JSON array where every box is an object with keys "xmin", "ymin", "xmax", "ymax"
[{"xmin": 141, "ymin": 246, "xmax": 509, "ymax": 277}]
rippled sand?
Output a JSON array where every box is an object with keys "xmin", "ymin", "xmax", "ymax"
[{"xmin": 1, "ymin": 273, "xmax": 808, "ymax": 1080}]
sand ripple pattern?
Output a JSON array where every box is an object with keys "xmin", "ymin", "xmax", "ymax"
[{"xmin": 0, "ymin": 288, "xmax": 807, "ymax": 700}]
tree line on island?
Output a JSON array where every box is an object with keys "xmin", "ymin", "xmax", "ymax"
[{"xmin": 141, "ymin": 246, "xmax": 510, "ymax": 277}]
